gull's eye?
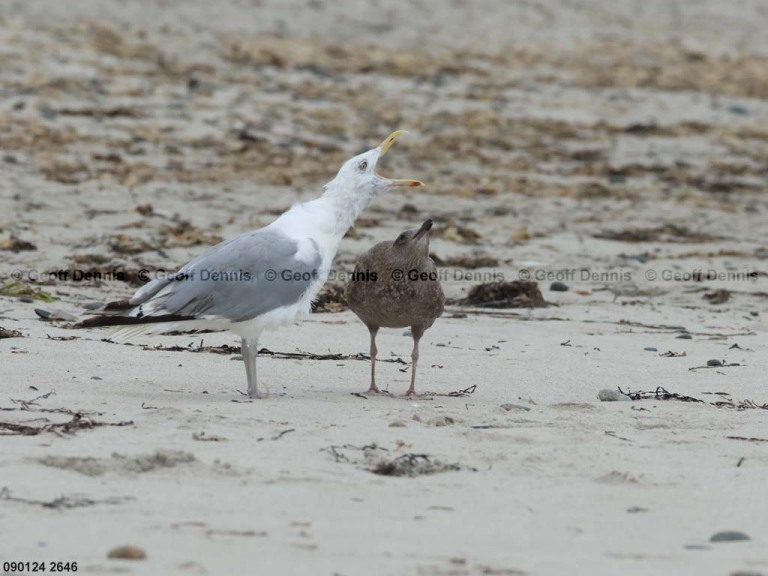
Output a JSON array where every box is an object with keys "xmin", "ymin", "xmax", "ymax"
[{"xmin": 358, "ymin": 160, "xmax": 368, "ymax": 171}]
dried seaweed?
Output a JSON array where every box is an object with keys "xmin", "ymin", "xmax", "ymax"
[
  {"xmin": 0, "ymin": 282, "xmax": 57, "ymax": 302},
  {"xmin": 256, "ymin": 428, "xmax": 295, "ymax": 442},
  {"xmin": 703, "ymin": 289, "xmax": 731, "ymax": 304},
  {"xmin": 140, "ymin": 342, "xmax": 407, "ymax": 364},
  {"xmin": 0, "ymin": 413, "xmax": 134, "ymax": 436},
  {"xmin": 458, "ymin": 281, "xmax": 547, "ymax": 308},
  {"xmin": 712, "ymin": 399, "xmax": 768, "ymax": 410},
  {"xmin": 434, "ymin": 224, "xmax": 483, "ymax": 244},
  {"xmin": 689, "ymin": 362, "xmax": 741, "ymax": 371},
  {"xmin": 618, "ymin": 386, "xmax": 768, "ymax": 410},
  {"xmin": 158, "ymin": 221, "xmax": 223, "ymax": 248},
  {"xmin": 370, "ymin": 454, "xmax": 463, "ymax": 477},
  {"xmin": 322, "ymin": 444, "xmax": 469, "ymax": 477},
  {"xmin": 0, "ymin": 235, "xmax": 37, "ymax": 252},
  {"xmin": 0, "ymin": 487, "xmax": 133, "ymax": 509},
  {"xmin": 594, "ymin": 224, "xmax": 724, "ymax": 243},
  {"xmin": 0, "ymin": 328, "xmax": 23, "ymax": 339},
  {"xmin": 442, "ymin": 255, "xmax": 499, "ymax": 269},
  {"xmin": 726, "ymin": 436, "xmax": 768, "ymax": 443},
  {"xmin": 619, "ymin": 387, "xmax": 704, "ymax": 403},
  {"xmin": 425, "ymin": 385, "xmax": 477, "ymax": 398},
  {"xmin": 311, "ymin": 284, "xmax": 347, "ymax": 313}
]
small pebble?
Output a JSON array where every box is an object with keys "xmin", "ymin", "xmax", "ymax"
[
  {"xmin": 549, "ymin": 281, "xmax": 569, "ymax": 292},
  {"xmin": 644, "ymin": 347, "xmax": 658, "ymax": 352},
  {"xmin": 39, "ymin": 107, "xmax": 57, "ymax": 120},
  {"xmin": 626, "ymin": 506, "xmax": 648, "ymax": 513},
  {"xmin": 35, "ymin": 308, "xmax": 77, "ymax": 321},
  {"xmin": 108, "ymin": 545, "xmax": 146, "ymax": 560},
  {"xmin": 683, "ymin": 544, "xmax": 712, "ymax": 550},
  {"xmin": 82, "ymin": 302, "xmax": 103, "ymax": 310},
  {"xmin": 623, "ymin": 254, "xmax": 647, "ymax": 264},
  {"xmin": 91, "ymin": 376, "xmax": 103, "ymax": 381},
  {"xmin": 676, "ymin": 333, "xmax": 693, "ymax": 340},
  {"xmin": 388, "ymin": 421, "xmax": 406, "ymax": 428},
  {"xmin": 20, "ymin": 296, "xmax": 34, "ymax": 303},
  {"xmin": 500, "ymin": 403, "xmax": 530, "ymax": 412},
  {"xmin": 598, "ymin": 389, "xmax": 631, "ymax": 402},
  {"xmin": 728, "ymin": 104, "xmax": 750, "ymax": 115},
  {"xmin": 710, "ymin": 530, "xmax": 750, "ymax": 543},
  {"xmin": 707, "ymin": 359, "xmax": 722, "ymax": 367},
  {"xmin": 402, "ymin": 328, "xmax": 412, "ymax": 337},
  {"xmin": 428, "ymin": 416, "xmax": 455, "ymax": 427}
]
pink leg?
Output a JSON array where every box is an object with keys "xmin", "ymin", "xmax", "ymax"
[
  {"xmin": 366, "ymin": 326, "xmax": 380, "ymax": 394},
  {"xmin": 405, "ymin": 328, "xmax": 423, "ymax": 396}
]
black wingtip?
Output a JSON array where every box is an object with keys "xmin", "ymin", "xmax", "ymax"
[{"xmin": 77, "ymin": 314, "xmax": 197, "ymax": 329}]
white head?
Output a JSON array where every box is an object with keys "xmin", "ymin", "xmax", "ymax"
[{"xmin": 323, "ymin": 130, "xmax": 423, "ymax": 221}]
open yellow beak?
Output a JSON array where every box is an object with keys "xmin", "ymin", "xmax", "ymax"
[
  {"xmin": 378, "ymin": 130, "xmax": 408, "ymax": 156},
  {"xmin": 376, "ymin": 130, "xmax": 424, "ymax": 188}
]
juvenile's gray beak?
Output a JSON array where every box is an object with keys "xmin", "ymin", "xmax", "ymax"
[{"xmin": 413, "ymin": 218, "xmax": 433, "ymax": 241}]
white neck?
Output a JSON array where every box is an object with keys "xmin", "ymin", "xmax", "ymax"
[
  {"xmin": 308, "ymin": 180, "xmax": 376, "ymax": 239},
  {"xmin": 327, "ymin": 180, "xmax": 375, "ymax": 230},
  {"xmin": 273, "ymin": 178, "xmax": 380, "ymax": 263}
]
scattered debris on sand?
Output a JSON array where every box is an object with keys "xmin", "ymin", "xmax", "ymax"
[
  {"xmin": 322, "ymin": 443, "xmax": 469, "ymax": 477},
  {"xmin": 38, "ymin": 450, "xmax": 196, "ymax": 476},
  {"xmin": 312, "ymin": 284, "xmax": 347, "ymax": 313},
  {"xmin": 458, "ymin": 281, "xmax": 547, "ymax": 308}
]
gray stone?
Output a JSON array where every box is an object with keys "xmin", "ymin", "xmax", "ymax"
[
  {"xmin": 710, "ymin": 530, "xmax": 750, "ymax": 543},
  {"xmin": 598, "ymin": 389, "xmax": 632, "ymax": 402},
  {"xmin": 501, "ymin": 403, "xmax": 531, "ymax": 412},
  {"xmin": 707, "ymin": 359, "xmax": 723, "ymax": 367}
]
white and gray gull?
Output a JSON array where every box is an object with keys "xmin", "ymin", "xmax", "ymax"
[{"xmin": 81, "ymin": 131, "xmax": 423, "ymax": 398}]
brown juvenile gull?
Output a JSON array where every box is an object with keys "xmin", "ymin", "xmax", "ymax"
[
  {"xmin": 346, "ymin": 219, "xmax": 445, "ymax": 396},
  {"xmin": 79, "ymin": 131, "xmax": 423, "ymax": 399}
]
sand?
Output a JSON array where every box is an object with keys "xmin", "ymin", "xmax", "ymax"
[{"xmin": 1, "ymin": 0, "xmax": 768, "ymax": 574}]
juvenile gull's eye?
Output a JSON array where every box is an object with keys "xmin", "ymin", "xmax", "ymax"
[{"xmin": 359, "ymin": 160, "xmax": 368, "ymax": 171}]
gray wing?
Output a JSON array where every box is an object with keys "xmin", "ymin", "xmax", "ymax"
[{"xmin": 131, "ymin": 228, "xmax": 321, "ymax": 323}]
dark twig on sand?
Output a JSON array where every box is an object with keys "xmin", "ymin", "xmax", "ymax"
[
  {"xmin": 425, "ymin": 384, "xmax": 477, "ymax": 398},
  {"xmin": 0, "ymin": 487, "xmax": 132, "ymax": 509},
  {"xmin": 727, "ymin": 436, "xmax": 768, "ymax": 443},
  {"xmin": 9, "ymin": 390, "xmax": 56, "ymax": 410},
  {"xmin": 142, "ymin": 343, "xmax": 408, "ymax": 364},
  {"xmin": 618, "ymin": 386, "xmax": 768, "ymax": 410},
  {"xmin": 688, "ymin": 361, "xmax": 741, "ymax": 371},
  {"xmin": 619, "ymin": 386, "xmax": 704, "ymax": 403},
  {"xmin": 267, "ymin": 428, "xmax": 295, "ymax": 441}
]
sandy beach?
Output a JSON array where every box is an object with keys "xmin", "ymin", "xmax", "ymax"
[{"xmin": 2, "ymin": 1, "xmax": 768, "ymax": 574}]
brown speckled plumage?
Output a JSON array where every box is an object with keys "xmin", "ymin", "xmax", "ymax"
[{"xmin": 346, "ymin": 219, "xmax": 445, "ymax": 395}]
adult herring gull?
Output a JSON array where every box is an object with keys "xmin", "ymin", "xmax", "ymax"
[{"xmin": 81, "ymin": 131, "xmax": 423, "ymax": 398}]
